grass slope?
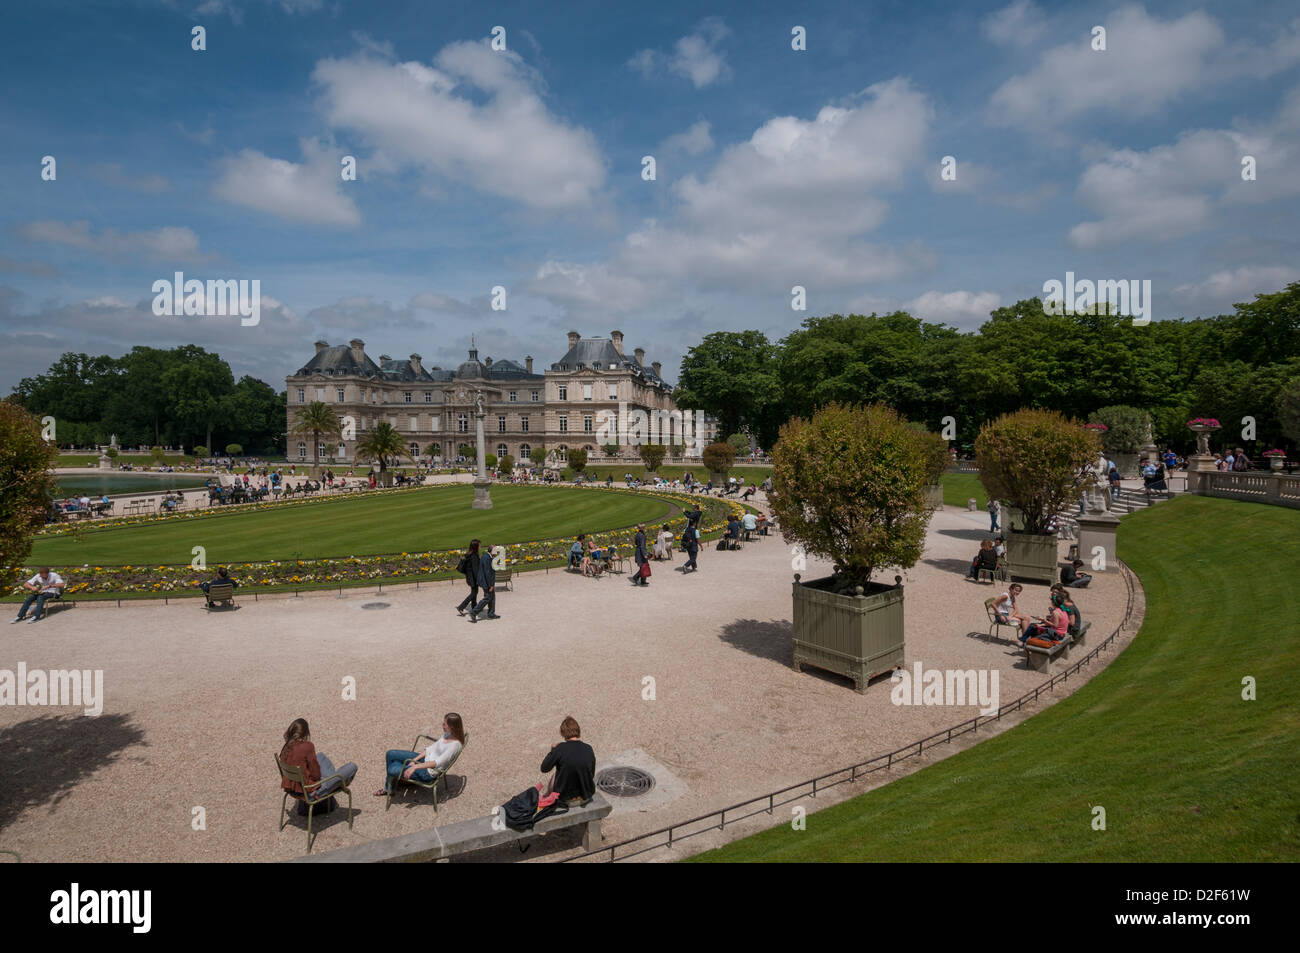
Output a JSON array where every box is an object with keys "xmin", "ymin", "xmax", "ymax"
[
  {"xmin": 28, "ymin": 485, "xmax": 674, "ymax": 566},
  {"xmin": 941, "ymin": 472, "xmax": 988, "ymax": 510},
  {"xmin": 692, "ymin": 495, "xmax": 1300, "ymax": 861}
]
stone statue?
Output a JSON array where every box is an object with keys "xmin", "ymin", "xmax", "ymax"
[
  {"xmin": 1090, "ymin": 451, "xmax": 1111, "ymax": 512},
  {"xmin": 474, "ymin": 391, "xmax": 485, "ymax": 417}
]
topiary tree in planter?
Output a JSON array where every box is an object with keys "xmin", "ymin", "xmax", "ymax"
[
  {"xmin": 568, "ymin": 448, "xmax": 587, "ymax": 473},
  {"xmin": 225, "ymin": 443, "xmax": 243, "ymax": 457},
  {"xmin": 484, "ymin": 453, "xmax": 497, "ymax": 470},
  {"xmin": 770, "ymin": 402, "xmax": 933, "ymax": 692},
  {"xmin": 150, "ymin": 445, "xmax": 166, "ymax": 464},
  {"xmin": 702, "ymin": 441, "xmax": 735, "ymax": 484},
  {"xmin": 976, "ymin": 408, "xmax": 1099, "ymax": 582},
  {"xmin": 498, "ymin": 453, "xmax": 515, "ymax": 472},
  {"xmin": 105, "ymin": 447, "xmax": 120, "ymax": 459}
]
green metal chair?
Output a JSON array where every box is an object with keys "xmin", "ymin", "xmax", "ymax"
[
  {"xmin": 984, "ymin": 597, "xmax": 1021, "ymax": 642},
  {"xmin": 204, "ymin": 581, "xmax": 237, "ymax": 610},
  {"xmin": 385, "ymin": 732, "xmax": 468, "ymax": 812},
  {"xmin": 275, "ymin": 755, "xmax": 354, "ymax": 853}
]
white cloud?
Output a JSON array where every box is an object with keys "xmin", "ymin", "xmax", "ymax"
[
  {"xmin": 84, "ymin": 295, "xmax": 130, "ymax": 309},
  {"xmin": 528, "ymin": 78, "xmax": 936, "ymax": 309},
  {"xmin": 661, "ymin": 120, "xmax": 714, "ymax": 156},
  {"xmin": 906, "ymin": 290, "xmax": 1001, "ymax": 325},
  {"xmin": 311, "ymin": 43, "xmax": 606, "ymax": 211},
  {"xmin": 982, "ymin": 0, "xmax": 1048, "ymax": 46},
  {"xmin": 19, "ymin": 220, "xmax": 212, "ymax": 263},
  {"xmin": 990, "ymin": 6, "xmax": 1300, "ymax": 128},
  {"xmin": 629, "ymin": 18, "xmax": 731, "ymax": 88},
  {"xmin": 1068, "ymin": 87, "xmax": 1300, "ymax": 248},
  {"xmin": 1172, "ymin": 266, "xmax": 1300, "ymax": 312},
  {"xmin": 213, "ymin": 138, "xmax": 361, "ymax": 226}
]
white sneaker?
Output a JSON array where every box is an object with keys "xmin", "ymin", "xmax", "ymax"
[
  {"xmin": 10, "ymin": 617, "xmax": 23, "ymax": 624},
  {"xmin": 27, "ymin": 616, "xmax": 39, "ymax": 623}
]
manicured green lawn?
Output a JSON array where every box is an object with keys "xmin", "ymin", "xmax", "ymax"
[
  {"xmin": 941, "ymin": 471, "xmax": 987, "ymax": 509},
  {"xmin": 28, "ymin": 485, "xmax": 674, "ymax": 566},
  {"xmin": 692, "ymin": 495, "xmax": 1300, "ymax": 861}
]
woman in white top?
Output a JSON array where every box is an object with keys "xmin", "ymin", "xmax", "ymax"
[
  {"xmin": 653, "ymin": 524, "xmax": 674, "ymax": 559},
  {"xmin": 375, "ymin": 712, "xmax": 465, "ymax": 796}
]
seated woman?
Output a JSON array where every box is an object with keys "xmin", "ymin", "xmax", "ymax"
[
  {"xmin": 279, "ymin": 717, "xmax": 357, "ymax": 815},
  {"xmin": 653, "ymin": 524, "xmax": 674, "ymax": 560},
  {"xmin": 1051, "ymin": 585, "xmax": 1083, "ymax": 635},
  {"xmin": 966, "ymin": 539, "xmax": 999, "ymax": 579},
  {"xmin": 993, "ymin": 583, "xmax": 1030, "ymax": 634},
  {"xmin": 375, "ymin": 713, "xmax": 465, "ymax": 797},
  {"xmin": 583, "ymin": 537, "xmax": 605, "ymax": 577},
  {"xmin": 1022, "ymin": 594, "xmax": 1069, "ymax": 645}
]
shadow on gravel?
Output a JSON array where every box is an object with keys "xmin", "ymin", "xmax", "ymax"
[
  {"xmin": 0, "ymin": 712, "xmax": 147, "ymax": 831},
  {"xmin": 923, "ymin": 556, "xmax": 979, "ymax": 575},
  {"xmin": 936, "ymin": 527, "xmax": 996, "ymax": 542},
  {"xmin": 719, "ymin": 618, "xmax": 793, "ymax": 664}
]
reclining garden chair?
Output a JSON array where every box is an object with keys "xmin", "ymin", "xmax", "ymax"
[
  {"xmin": 275, "ymin": 755, "xmax": 354, "ymax": 853},
  {"xmin": 386, "ymin": 731, "xmax": 468, "ymax": 812},
  {"xmin": 984, "ymin": 597, "xmax": 1021, "ymax": 642}
]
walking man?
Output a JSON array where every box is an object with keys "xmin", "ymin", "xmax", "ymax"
[
  {"xmin": 681, "ymin": 522, "xmax": 700, "ymax": 572},
  {"xmin": 632, "ymin": 524, "xmax": 649, "ymax": 586},
  {"xmin": 456, "ymin": 539, "xmax": 480, "ymax": 615},
  {"xmin": 469, "ymin": 544, "xmax": 499, "ymax": 621},
  {"xmin": 988, "ymin": 499, "xmax": 999, "ymax": 533}
]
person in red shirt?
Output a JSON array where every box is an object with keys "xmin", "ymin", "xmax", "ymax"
[{"xmin": 279, "ymin": 718, "xmax": 357, "ymax": 815}]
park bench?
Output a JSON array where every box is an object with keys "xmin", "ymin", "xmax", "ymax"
[
  {"xmin": 1025, "ymin": 633, "xmax": 1072, "ymax": 672},
  {"xmin": 289, "ymin": 792, "xmax": 611, "ymax": 863},
  {"xmin": 1070, "ymin": 620, "xmax": 1092, "ymax": 649},
  {"xmin": 204, "ymin": 582, "xmax": 237, "ymax": 610},
  {"xmin": 496, "ymin": 567, "xmax": 513, "ymax": 591}
]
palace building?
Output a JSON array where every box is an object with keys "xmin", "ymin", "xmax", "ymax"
[{"xmin": 285, "ymin": 330, "xmax": 698, "ymax": 465}]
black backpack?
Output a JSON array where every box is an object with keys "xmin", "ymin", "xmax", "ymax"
[
  {"xmin": 456, "ymin": 553, "xmax": 470, "ymax": 575},
  {"xmin": 500, "ymin": 786, "xmax": 563, "ymax": 832}
]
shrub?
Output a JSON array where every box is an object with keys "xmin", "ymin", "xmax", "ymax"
[
  {"xmin": 498, "ymin": 453, "xmax": 515, "ymax": 471},
  {"xmin": 568, "ymin": 448, "xmax": 588, "ymax": 472},
  {"xmin": 726, "ymin": 432, "xmax": 750, "ymax": 455},
  {"xmin": 105, "ymin": 447, "xmax": 120, "ymax": 459},
  {"xmin": 601, "ymin": 443, "xmax": 620, "ymax": 457},
  {"xmin": 639, "ymin": 443, "xmax": 667, "ymax": 472},
  {"xmin": 1088, "ymin": 405, "xmax": 1151, "ymax": 455},
  {"xmin": 484, "ymin": 453, "xmax": 497, "ymax": 469},
  {"xmin": 702, "ymin": 442, "xmax": 736, "ymax": 476},
  {"xmin": 0, "ymin": 400, "xmax": 59, "ymax": 593},
  {"xmin": 770, "ymin": 402, "xmax": 932, "ymax": 591},
  {"xmin": 976, "ymin": 408, "xmax": 1100, "ymax": 536},
  {"xmin": 225, "ymin": 443, "xmax": 243, "ymax": 457},
  {"xmin": 458, "ymin": 444, "xmax": 474, "ymax": 458},
  {"xmin": 917, "ymin": 430, "xmax": 949, "ymax": 485},
  {"xmin": 150, "ymin": 445, "xmax": 165, "ymax": 463}
]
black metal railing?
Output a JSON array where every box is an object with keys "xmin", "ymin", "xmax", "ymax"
[{"xmin": 559, "ymin": 560, "xmax": 1138, "ymax": 863}]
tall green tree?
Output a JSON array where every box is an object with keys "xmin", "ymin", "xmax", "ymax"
[
  {"xmin": 676, "ymin": 330, "xmax": 781, "ymax": 445},
  {"xmin": 292, "ymin": 401, "xmax": 343, "ymax": 472},
  {"xmin": 0, "ymin": 400, "xmax": 59, "ymax": 592}
]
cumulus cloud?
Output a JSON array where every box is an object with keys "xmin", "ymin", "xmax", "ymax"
[
  {"xmin": 982, "ymin": 0, "xmax": 1048, "ymax": 46},
  {"xmin": 311, "ymin": 42, "xmax": 606, "ymax": 211},
  {"xmin": 629, "ymin": 18, "xmax": 731, "ymax": 88},
  {"xmin": 1172, "ymin": 266, "xmax": 1300, "ymax": 313},
  {"xmin": 213, "ymin": 138, "xmax": 361, "ymax": 226},
  {"xmin": 661, "ymin": 120, "xmax": 714, "ymax": 157},
  {"xmin": 1068, "ymin": 87, "xmax": 1300, "ymax": 248},
  {"xmin": 906, "ymin": 290, "xmax": 1002, "ymax": 324},
  {"xmin": 990, "ymin": 6, "xmax": 1300, "ymax": 128},
  {"xmin": 526, "ymin": 78, "xmax": 937, "ymax": 311},
  {"xmin": 18, "ymin": 220, "xmax": 212, "ymax": 263}
]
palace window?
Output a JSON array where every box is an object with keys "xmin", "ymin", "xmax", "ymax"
[
  {"xmin": 297, "ymin": 443, "xmax": 306, "ymax": 458},
  {"xmin": 337, "ymin": 388, "xmax": 345, "ymax": 402},
  {"xmin": 498, "ymin": 415, "xmax": 507, "ymax": 433},
  {"xmin": 410, "ymin": 416, "xmax": 418, "ymax": 431},
  {"xmin": 558, "ymin": 384, "xmax": 567, "ymax": 400},
  {"xmin": 296, "ymin": 388, "xmax": 305, "ymax": 403},
  {"xmin": 520, "ymin": 416, "xmax": 529, "ymax": 432},
  {"xmin": 520, "ymin": 443, "xmax": 531, "ymax": 460},
  {"xmin": 316, "ymin": 387, "xmax": 325, "ymax": 401},
  {"xmin": 583, "ymin": 383, "xmax": 593, "ymax": 401},
  {"xmin": 508, "ymin": 390, "xmax": 517, "ymax": 402},
  {"xmin": 424, "ymin": 392, "xmax": 432, "ymax": 403},
  {"xmin": 458, "ymin": 414, "xmax": 468, "ymax": 433},
  {"xmin": 403, "ymin": 392, "xmax": 412, "ymax": 403},
  {"xmin": 497, "ymin": 443, "xmax": 508, "ymax": 459},
  {"xmin": 531, "ymin": 390, "xmax": 539, "ymax": 402},
  {"xmin": 608, "ymin": 384, "xmax": 618, "ymax": 400},
  {"xmin": 583, "ymin": 414, "xmax": 594, "ymax": 433},
  {"xmin": 409, "ymin": 442, "xmax": 419, "ymax": 458},
  {"xmin": 431, "ymin": 415, "xmax": 439, "ymax": 431},
  {"xmin": 558, "ymin": 414, "xmax": 568, "ymax": 433}
]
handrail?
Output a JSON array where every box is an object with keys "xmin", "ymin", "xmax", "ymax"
[{"xmin": 559, "ymin": 559, "xmax": 1138, "ymax": 863}]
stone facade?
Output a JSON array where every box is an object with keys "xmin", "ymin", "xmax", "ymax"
[{"xmin": 285, "ymin": 331, "xmax": 696, "ymax": 466}]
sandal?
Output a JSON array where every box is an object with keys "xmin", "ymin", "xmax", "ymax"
[{"xmin": 373, "ymin": 788, "xmax": 389, "ymax": 797}]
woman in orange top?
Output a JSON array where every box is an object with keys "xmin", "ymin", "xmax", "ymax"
[{"xmin": 279, "ymin": 718, "xmax": 357, "ymax": 815}]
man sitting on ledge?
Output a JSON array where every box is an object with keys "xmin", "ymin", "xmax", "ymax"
[
  {"xmin": 1060, "ymin": 558, "xmax": 1092, "ymax": 588},
  {"xmin": 540, "ymin": 716, "xmax": 596, "ymax": 805}
]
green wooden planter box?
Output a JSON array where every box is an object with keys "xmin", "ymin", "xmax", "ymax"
[
  {"xmin": 1005, "ymin": 530, "xmax": 1059, "ymax": 583},
  {"xmin": 924, "ymin": 484, "xmax": 944, "ymax": 511},
  {"xmin": 792, "ymin": 577, "xmax": 905, "ymax": 693}
]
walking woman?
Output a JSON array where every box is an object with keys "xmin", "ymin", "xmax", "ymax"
[{"xmin": 456, "ymin": 539, "xmax": 480, "ymax": 615}]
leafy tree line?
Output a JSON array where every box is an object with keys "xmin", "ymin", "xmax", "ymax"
[
  {"xmin": 8, "ymin": 345, "xmax": 286, "ymax": 454},
  {"xmin": 675, "ymin": 282, "xmax": 1300, "ymax": 451}
]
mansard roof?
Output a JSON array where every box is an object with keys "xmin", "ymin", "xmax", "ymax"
[
  {"xmin": 378, "ymin": 357, "xmax": 438, "ymax": 383},
  {"xmin": 294, "ymin": 345, "xmax": 383, "ymax": 378},
  {"xmin": 551, "ymin": 338, "xmax": 665, "ymax": 385}
]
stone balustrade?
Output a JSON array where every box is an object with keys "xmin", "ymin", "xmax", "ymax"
[{"xmin": 1189, "ymin": 468, "xmax": 1300, "ymax": 509}]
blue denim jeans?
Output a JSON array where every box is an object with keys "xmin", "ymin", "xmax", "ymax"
[
  {"xmin": 16, "ymin": 592, "xmax": 55, "ymax": 620},
  {"xmin": 385, "ymin": 749, "xmax": 433, "ymax": 793}
]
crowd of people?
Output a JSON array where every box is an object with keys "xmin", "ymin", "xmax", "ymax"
[{"xmin": 989, "ymin": 581, "xmax": 1086, "ymax": 648}]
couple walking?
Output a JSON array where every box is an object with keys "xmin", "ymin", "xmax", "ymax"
[{"xmin": 456, "ymin": 539, "xmax": 500, "ymax": 622}]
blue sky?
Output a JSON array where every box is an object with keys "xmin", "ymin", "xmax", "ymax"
[{"xmin": 2, "ymin": 0, "xmax": 1298, "ymax": 393}]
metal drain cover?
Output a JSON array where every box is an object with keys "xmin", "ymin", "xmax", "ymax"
[
  {"xmin": 596, "ymin": 766, "xmax": 656, "ymax": 798},
  {"xmin": 360, "ymin": 602, "xmax": 390, "ymax": 610}
]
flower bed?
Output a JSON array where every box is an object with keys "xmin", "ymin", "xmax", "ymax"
[{"xmin": 13, "ymin": 487, "xmax": 752, "ymax": 597}]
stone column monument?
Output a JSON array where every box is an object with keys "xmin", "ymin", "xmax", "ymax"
[{"xmin": 471, "ymin": 389, "xmax": 493, "ymax": 510}]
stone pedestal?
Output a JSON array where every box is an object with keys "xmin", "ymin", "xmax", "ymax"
[
  {"xmin": 472, "ymin": 478, "xmax": 494, "ymax": 509},
  {"xmin": 1185, "ymin": 453, "xmax": 1217, "ymax": 494},
  {"xmin": 1076, "ymin": 511, "xmax": 1121, "ymax": 573},
  {"xmin": 98, "ymin": 454, "xmax": 112, "ymax": 470}
]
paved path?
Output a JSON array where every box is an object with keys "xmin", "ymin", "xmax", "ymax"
[{"xmin": 0, "ymin": 498, "xmax": 1129, "ymax": 861}]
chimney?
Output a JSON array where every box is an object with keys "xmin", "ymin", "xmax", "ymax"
[
  {"xmin": 652, "ymin": 361, "xmax": 661, "ymax": 378},
  {"xmin": 314, "ymin": 340, "xmax": 328, "ymax": 354},
  {"xmin": 410, "ymin": 353, "xmax": 422, "ymax": 373},
  {"xmin": 525, "ymin": 355, "xmax": 533, "ymax": 373},
  {"xmin": 634, "ymin": 347, "xmax": 645, "ymax": 365},
  {"xmin": 349, "ymin": 339, "xmax": 366, "ymax": 365},
  {"xmin": 610, "ymin": 330, "xmax": 624, "ymax": 355},
  {"xmin": 567, "ymin": 330, "xmax": 580, "ymax": 349},
  {"xmin": 379, "ymin": 354, "xmax": 391, "ymax": 363}
]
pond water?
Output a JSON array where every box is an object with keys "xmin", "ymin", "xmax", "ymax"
[{"xmin": 52, "ymin": 474, "xmax": 211, "ymax": 497}]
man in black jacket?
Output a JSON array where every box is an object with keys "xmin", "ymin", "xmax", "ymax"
[
  {"xmin": 469, "ymin": 544, "xmax": 500, "ymax": 621},
  {"xmin": 456, "ymin": 539, "xmax": 480, "ymax": 615},
  {"xmin": 681, "ymin": 523, "xmax": 700, "ymax": 572},
  {"xmin": 632, "ymin": 524, "xmax": 649, "ymax": 586}
]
